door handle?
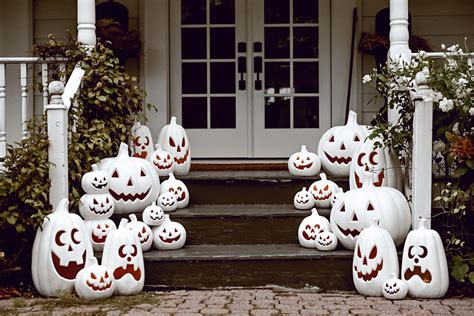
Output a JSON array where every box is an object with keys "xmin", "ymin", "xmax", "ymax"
[
  {"xmin": 238, "ymin": 42, "xmax": 246, "ymax": 90},
  {"xmin": 253, "ymin": 42, "xmax": 262, "ymax": 91}
]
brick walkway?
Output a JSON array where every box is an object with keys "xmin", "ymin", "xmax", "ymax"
[{"xmin": 0, "ymin": 288, "xmax": 473, "ymax": 315}]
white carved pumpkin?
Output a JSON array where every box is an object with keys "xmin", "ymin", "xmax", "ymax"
[
  {"xmin": 401, "ymin": 218, "xmax": 449, "ymax": 298},
  {"xmin": 99, "ymin": 142, "xmax": 160, "ymax": 213},
  {"xmin": 79, "ymin": 193, "xmax": 115, "ymax": 220},
  {"xmin": 32, "ymin": 198, "xmax": 93, "ymax": 297},
  {"xmin": 153, "ymin": 215, "xmax": 187, "ymax": 250},
  {"xmin": 315, "ymin": 231, "xmax": 338, "ymax": 251},
  {"xmin": 330, "ymin": 172, "xmax": 411, "ymax": 250},
  {"xmin": 127, "ymin": 214, "xmax": 153, "ymax": 252},
  {"xmin": 102, "ymin": 218, "xmax": 144, "ymax": 295},
  {"xmin": 81, "ymin": 164, "xmax": 110, "ymax": 194},
  {"xmin": 330, "ymin": 187, "xmax": 344, "ymax": 207},
  {"xmin": 131, "ymin": 121, "xmax": 154, "ymax": 159},
  {"xmin": 288, "ymin": 145, "xmax": 321, "ymax": 176},
  {"xmin": 349, "ymin": 137, "xmax": 402, "ymax": 191},
  {"xmin": 310, "ymin": 173, "xmax": 341, "ymax": 208},
  {"xmin": 84, "ymin": 219, "xmax": 117, "ymax": 252},
  {"xmin": 317, "ymin": 111, "xmax": 369, "ymax": 177},
  {"xmin": 158, "ymin": 191, "xmax": 178, "ymax": 212},
  {"xmin": 353, "ymin": 218, "xmax": 399, "ymax": 297},
  {"xmin": 142, "ymin": 201, "xmax": 165, "ymax": 226},
  {"xmin": 74, "ymin": 257, "xmax": 115, "ymax": 300},
  {"xmin": 160, "ymin": 173, "xmax": 189, "ymax": 209},
  {"xmin": 157, "ymin": 116, "xmax": 191, "ymax": 175},
  {"xmin": 298, "ymin": 208, "xmax": 331, "ymax": 248},
  {"xmin": 148, "ymin": 144, "xmax": 175, "ymax": 177},
  {"xmin": 293, "ymin": 187, "xmax": 315, "ymax": 210},
  {"xmin": 383, "ymin": 273, "xmax": 408, "ymax": 300}
]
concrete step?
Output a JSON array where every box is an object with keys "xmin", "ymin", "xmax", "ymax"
[{"xmin": 142, "ymin": 244, "xmax": 354, "ymax": 290}]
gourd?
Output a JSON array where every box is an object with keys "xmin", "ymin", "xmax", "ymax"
[
  {"xmin": 293, "ymin": 187, "xmax": 315, "ymax": 210},
  {"xmin": 382, "ymin": 273, "xmax": 408, "ymax": 300},
  {"xmin": 315, "ymin": 231, "xmax": 338, "ymax": 251},
  {"xmin": 310, "ymin": 173, "xmax": 340, "ymax": 208},
  {"xmin": 298, "ymin": 208, "xmax": 331, "ymax": 248},
  {"xmin": 158, "ymin": 191, "xmax": 178, "ymax": 212},
  {"xmin": 160, "ymin": 173, "xmax": 189, "ymax": 209},
  {"xmin": 288, "ymin": 145, "xmax": 321, "ymax": 176},
  {"xmin": 142, "ymin": 202, "xmax": 165, "ymax": 226},
  {"xmin": 81, "ymin": 164, "xmax": 110, "ymax": 194},
  {"xmin": 79, "ymin": 193, "xmax": 115, "ymax": 220},
  {"xmin": 148, "ymin": 144, "xmax": 175, "ymax": 177},
  {"xmin": 152, "ymin": 215, "xmax": 187, "ymax": 250},
  {"xmin": 74, "ymin": 257, "xmax": 115, "ymax": 300}
]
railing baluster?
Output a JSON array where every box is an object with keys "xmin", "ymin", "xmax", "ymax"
[
  {"xmin": 0, "ymin": 63, "xmax": 6, "ymax": 168},
  {"xmin": 41, "ymin": 63, "xmax": 49, "ymax": 112},
  {"xmin": 59, "ymin": 63, "xmax": 66, "ymax": 84},
  {"xmin": 20, "ymin": 63, "xmax": 28, "ymax": 139}
]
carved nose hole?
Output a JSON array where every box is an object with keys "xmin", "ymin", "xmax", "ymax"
[
  {"xmin": 68, "ymin": 245, "xmax": 73, "ymax": 251},
  {"xmin": 127, "ymin": 177, "xmax": 133, "ymax": 186},
  {"xmin": 340, "ymin": 143, "xmax": 346, "ymax": 150},
  {"xmin": 177, "ymin": 146, "xmax": 181, "ymax": 153},
  {"xmin": 352, "ymin": 213, "xmax": 358, "ymax": 221},
  {"xmin": 363, "ymin": 257, "xmax": 367, "ymax": 265},
  {"xmin": 365, "ymin": 165, "xmax": 370, "ymax": 171},
  {"xmin": 414, "ymin": 258, "xmax": 419, "ymax": 264}
]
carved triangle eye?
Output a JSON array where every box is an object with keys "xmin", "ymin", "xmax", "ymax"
[
  {"xmin": 367, "ymin": 202, "xmax": 374, "ymax": 211},
  {"xmin": 329, "ymin": 135, "xmax": 335, "ymax": 142}
]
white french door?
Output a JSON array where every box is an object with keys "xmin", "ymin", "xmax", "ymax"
[{"xmin": 170, "ymin": 0, "xmax": 330, "ymax": 158}]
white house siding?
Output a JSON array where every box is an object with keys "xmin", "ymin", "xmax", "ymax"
[{"xmin": 360, "ymin": 0, "xmax": 474, "ymax": 124}]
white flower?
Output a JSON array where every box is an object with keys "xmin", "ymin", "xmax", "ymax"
[
  {"xmin": 433, "ymin": 92, "xmax": 444, "ymax": 102},
  {"xmin": 439, "ymin": 97, "xmax": 454, "ymax": 112},
  {"xmin": 362, "ymin": 75, "xmax": 371, "ymax": 84},
  {"xmin": 469, "ymin": 107, "xmax": 474, "ymax": 116},
  {"xmin": 458, "ymin": 77, "xmax": 468, "ymax": 86},
  {"xmin": 441, "ymin": 44, "xmax": 446, "ymax": 49},
  {"xmin": 447, "ymin": 44, "xmax": 459, "ymax": 52},
  {"xmin": 447, "ymin": 59, "xmax": 458, "ymax": 70},
  {"xmin": 433, "ymin": 140, "xmax": 446, "ymax": 152},
  {"xmin": 452, "ymin": 122, "xmax": 460, "ymax": 135}
]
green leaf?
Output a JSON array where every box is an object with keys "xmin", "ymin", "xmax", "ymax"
[
  {"xmin": 469, "ymin": 272, "xmax": 474, "ymax": 284},
  {"xmin": 454, "ymin": 167, "xmax": 469, "ymax": 177},
  {"xmin": 451, "ymin": 263, "xmax": 469, "ymax": 282}
]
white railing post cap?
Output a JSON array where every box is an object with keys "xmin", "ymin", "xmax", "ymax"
[
  {"xmin": 48, "ymin": 81, "xmax": 64, "ymax": 95},
  {"xmin": 46, "ymin": 81, "xmax": 66, "ymax": 110},
  {"xmin": 415, "ymin": 68, "xmax": 429, "ymax": 86}
]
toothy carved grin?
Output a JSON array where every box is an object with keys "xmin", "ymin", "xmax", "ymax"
[
  {"xmin": 133, "ymin": 152, "xmax": 148, "ymax": 159},
  {"xmin": 354, "ymin": 170, "xmax": 385, "ymax": 188},
  {"xmin": 302, "ymin": 231, "xmax": 317, "ymax": 241},
  {"xmin": 110, "ymin": 187, "xmax": 151, "ymax": 202},
  {"xmin": 337, "ymin": 224, "xmax": 360, "ymax": 238},
  {"xmin": 149, "ymin": 214, "xmax": 164, "ymax": 221},
  {"xmin": 324, "ymin": 152, "xmax": 352, "ymax": 165},
  {"xmin": 293, "ymin": 161, "xmax": 313, "ymax": 170},
  {"xmin": 160, "ymin": 234, "xmax": 182, "ymax": 243},
  {"xmin": 314, "ymin": 192, "xmax": 332, "ymax": 201},
  {"xmin": 154, "ymin": 161, "xmax": 173, "ymax": 170},
  {"xmin": 175, "ymin": 149, "xmax": 189, "ymax": 165},
  {"xmin": 92, "ymin": 233, "xmax": 107, "ymax": 244},
  {"xmin": 384, "ymin": 287, "xmax": 400, "ymax": 295},
  {"xmin": 113, "ymin": 264, "xmax": 141, "ymax": 281},
  {"xmin": 177, "ymin": 191, "xmax": 186, "ymax": 202},
  {"xmin": 52, "ymin": 251, "xmax": 86, "ymax": 280},
  {"xmin": 161, "ymin": 200, "xmax": 175, "ymax": 207},
  {"xmin": 86, "ymin": 280, "xmax": 113, "ymax": 292},
  {"xmin": 296, "ymin": 198, "xmax": 310, "ymax": 204},
  {"xmin": 89, "ymin": 204, "xmax": 113, "ymax": 215},
  {"xmin": 92, "ymin": 183, "xmax": 108, "ymax": 189},
  {"xmin": 318, "ymin": 240, "xmax": 333, "ymax": 247},
  {"xmin": 354, "ymin": 260, "xmax": 384, "ymax": 282},
  {"xmin": 404, "ymin": 266, "xmax": 432, "ymax": 283},
  {"xmin": 140, "ymin": 236, "xmax": 150, "ymax": 244}
]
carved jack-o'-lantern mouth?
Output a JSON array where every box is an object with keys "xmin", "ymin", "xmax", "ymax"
[
  {"xmin": 176, "ymin": 191, "xmax": 186, "ymax": 202},
  {"xmin": 89, "ymin": 204, "xmax": 113, "ymax": 215},
  {"xmin": 86, "ymin": 279, "xmax": 113, "ymax": 292},
  {"xmin": 139, "ymin": 235, "xmax": 150, "ymax": 244},
  {"xmin": 296, "ymin": 197, "xmax": 310, "ymax": 204},
  {"xmin": 133, "ymin": 152, "xmax": 148, "ymax": 159},
  {"xmin": 336, "ymin": 224, "xmax": 360, "ymax": 239},
  {"xmin": 384, "ymin": 286, "xmax": 400, "ymax": 295},
  {"xmin": 92, "ymin": 182, "xmax": 108, "ymax": 189},
  {"xmin": 159, "ymin": 234, "xmax": 182, "ymax": 244},
  {"xmin": 314, "ymin": 191, "xmax": 332, "ymax": 201},
  {"xmin": 154, "ymin": 160, "xmax": 173, "ymax": 170},
  {"xmin": 354, "ymin": 170, "xmax": 385, "ymax": 188},
  {"xmin": 293, "ymin": 161, "xmax": 313, "ymax": 170},
  {"xmin": 161, "ymin": 200, "xmax": 176, "ymax": 207},
  {"xmin": 324, "ymin": 152, "xmax": 352, "ymax": 165},
  {"xmin": 113, "ymin": 264, "xmax": 141, "ymax": 281},
  {"xmin": 51, "ymin": 251, "xmax": 86, "ymax": 280},
  {"xmin": 149, "ymin": 214, "xmax": 164, "ymax": 221},
  {"xmin": 175, "ymin": 149, "xmax": 190, "ymax": 165},
  {"xmin": 354, "ymin": 259, "xmax": 384, "ymax": 282},
  {"xmin": 317, "ymin": 238, "xmax": 334, "ymax": 247},
  {"xmin": 404, "ymin": 266, "xmax": 432, "ymax": 284},
  {"xmin": 302, "ymin": 231, "xmax": 317, "ymax": 241},
  {"xmin": 110, "ymin": 187, "xmax": 151, "ymax": 202},
  {"xmin": 92, "ymin": 233, "xmax": 107, "ymax": 244}
]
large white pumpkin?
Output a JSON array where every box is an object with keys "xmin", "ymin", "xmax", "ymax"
[
  {"xmin": 353, "ymin": 218, "xmax": 399, "ymax": 297},
  {"xmin": 160, "ymin": 173, "xmax": 189, "ymax": 209},
  {"xmin": 81, "ymin": 164, "xmax": 110, "ymax": 194},
  {"xmin": 74, "ymin": 257, "xmax": 115, "ymax": 300},
  {"xmin": 288, "ymin": 145, "xmax": 321, "ymax": 176},
  {"xmin": 84, "ymin": 219, "xmax": 117, "ymax": 252},
  {"xmin": 153, "ymin": 215, "xmax": 187, "ymax": 250},
  {"xmin": 131, "ymin": 121, "xmax": 154, "ymax": 159},
  {"xmin": 401, "ymin": 218, "xmax": 449, "ymax": 298},
  {"xmin": 297, "ymin": 208, "xmax": 331, "ymax": 248},
  {"xmin": 127, "ymin": 214, "xmax": 153, "ymax": 252},
  {"xmin": 32, "ymin": 198, "xmax": 93, "ymax": 297},
  {"xmin": 79, "ymin": 193, "xmax": 115, "ymax": 220},
  {"xmin": 310, "ymin": 173, "xmax": 340, "ymax": 208},
  {"xmin": 317, "ymin": 111, "xmax": 369, "ymax": 177},
  {"xmin": 349, "ymin": 137, "xmax": 402, "ymax": 191},
  {"xmin": 99, "ymin": 142, "xmax": 160, "ymax": 213},
  {"xmin": 157, "ymin": 116, "xmax": 191, "ymax": 175},
  {"xmin": 147, "ymin": 144, "xmax": 175, "ymax": 177},
  {"xmin": 330, "ymin": 172, "xmax": 411, "ymax": 250},
  {"xmin": 102, "ymin": 218, "xmax": 144, "ymax": 295}
]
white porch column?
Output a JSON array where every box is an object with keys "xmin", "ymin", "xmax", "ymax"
[
  {"xmin": 388, "ymin": 0, "xmax": 412, "ymax": 122},
  {"xmin": 77, "ymin": 0, "xmax": 96, "ymax": 48}
]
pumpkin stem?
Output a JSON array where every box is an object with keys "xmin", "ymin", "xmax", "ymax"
[
  {"xmin": 346, "ymin": 111, "xmax": 358, "ymax": 125},
  {"xmin": 54, "ymin": 198, "xmax": 69, "ymax": 214},
  {"xmin": 168, "ymin": 172, "xmax": 176, "ymax": 180},
  {"xmin": 86, "ymin": 257, "xmax": 98, "ymax": 267},
  {"xmin": 155, "ymin": 143, "xmax": 161, "ymax": 150},
  {"xmin": 302, "ymin": 187, "xmax": 307, "ymax": 192},
  {"xmin": 300, "ymin": 145, "xmax": 308, "ymax": 153},
  {"xmin": 129, "ymin": 214, "xmax": 138, "ymax": 222},
  {"xmin": 164, "ymin": 214, "xmax": 170, "ymax": 222},
  {"xmin": 319, "ymin": 173, "xmax": 327, "ymax": 181},
  {"xmin": 370, "ymin": 217, "xmax": 380, "ymax": 227},
  {"xmin": 118, "ymin": 142, "xmax": 130, "ymax": 158},
  {"xmin": 118, "ymin": 218, "xmax": 128, "ymax": 229},
  {"xmin": 311, "ymin": 208, "xmax": 319, "ymax": 216},
  {"xmin": 418, "ymin": 217, "xmax": 430, "ymax": 230},
  {"xmin": 133, "ymin": 121, "xmax": 141, "ymax": 130},
  {"xmin": 170, "ymin": 116, "xmax": 177, "ymax": 125},
  {"xmin": 91, "ymin": 164, "xmax": 99, "ymax": 172}
]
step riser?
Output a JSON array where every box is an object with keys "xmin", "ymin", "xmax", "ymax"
[{"xmin": 144, "ymin": 259, "xmax": 354, "ymax": 290}]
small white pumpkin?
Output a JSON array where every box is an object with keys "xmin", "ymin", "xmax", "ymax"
[
  {"xmin": 288, "ymin": 145, "xmax": 321, "ymax": 176},
  {"xmin": 32, "ymin": 198, "xmax": 93, "ymax": 297},
  {"xmin": 79, "ymin": 193, "xmax": 115, "ymax": 220},
  {"xmin": 142, "ymin": 201, "xmax": 165, "ymax": 226},
  {"xmin": 401, "ymin": 218, "xmax": 449, "ymax": 298},
  {"xmin": 353, "ymin": 218, "xmax": 399, "ymax": 297},
  {"xmin": 81, "ymin": 164, "xmax": 110, "ymax": 194},
  {"xmin": 148, "ymin": 144, "xmax": 175, "ymax": 177},
  {"xmin": 158, "ymin": 191, "xmax": 178, "ymax": 212},
  {"xmin": 349, "ymin": 137, "xmax": 402, "ymax": 191},
  {"xmin": 383, "ymin": 273, "xmax": 408, "ymax": 300},
  {"xmin": 317, "ymin": 111, "xmax": 369, "ymax": 177},
  {"xmin": 293, "ymin": 187, "xmax": 315, "ymax": 210},
  {"xmin": 74, "ymin": 257, "xmax": 115, "ymax": 300},
  {"xmin": 157, "ymin": 116, "xmax": 191, "ymax": 175},
  {"xmin": 298, "ymin": 208, "xmax": 331, "ymax": 248},
  {"xmin": 127, "ymin": 214, "xmax": 153, "ymax": 252},
  {"xmin": 315, "ymin": 231, "xmax": 338, "ymax": 251},
  {"xmin": 330, "ymin": 187, "xmax": 344, "ymax": 207},
  {"xmin": 84, "ymin": 219, "xmax": 117, "ymax": 252},
  {"xmin": 102, "ymin": 218, "xmax": 144, "ymax": 296},
  {"xmin": 153, "ymin": 215, "xmax": 187, "ymax": 250},
  {"xmin": 131, "ymin": 121, "xmax": 154, "ymax": 159},
  {"xmin": 310, "ymin": 173, "xmax": 340, "ymax": 208},
  {"xmin": 160, "ymin": 173, "xmax": 189, "ymax": 209}
]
